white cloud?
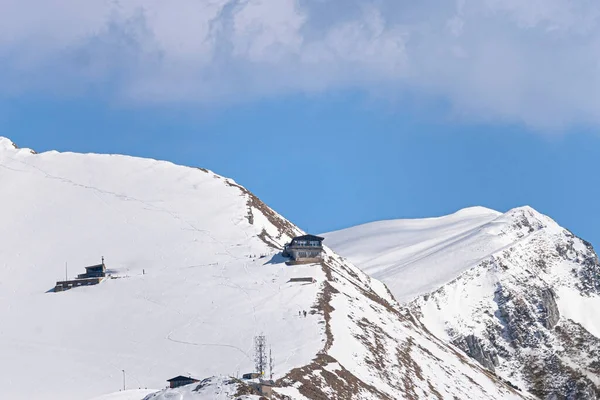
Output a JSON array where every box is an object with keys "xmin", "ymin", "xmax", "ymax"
[{"xmin": 1, "ymin": 0, "xmax": 600, "ymax": 129}]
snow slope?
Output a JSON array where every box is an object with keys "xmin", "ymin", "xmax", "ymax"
[
  {"xmin": 323, "ymin": 206, "xmax": 504, "ymax": 302},
  {"xmin": 324, "ymin": 207, "xmax": 600, "ymax": 399},
  {"xmin": 138, "ymin": 246, "xmax": 526, "ymax": 400},
  {"xmin": 0, "ymin": 137, "xmax": 526, "ymax": 400},
  {"xmin": 0, "ymin": 138, "xmax": 319, "ymax": 399},
  {"xmin": 90, "ymin": 389, "xmax": 157, "ymax": 400},
  {"xmin": 143, "ymin": 376, "xmax": 260, "ymax": 400}
]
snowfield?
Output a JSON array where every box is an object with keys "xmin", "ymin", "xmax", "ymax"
[
  {"xmin": 90, "ymin": 389, "xmax": 157, "ymax": 400},
  {"xmin": 0, "ymin": 137, "xmax": 527, "ymax": 399},
  {"xmin": 323, "ymin": 206, "xmax": 505, "ymax": 303},
  {"xmin": 0, "ymin": 137, "xmax": 320, "ymax": 399},
  {"xmin": 556, "ymin": 286, "xmax": 600, "ymax": 338}
]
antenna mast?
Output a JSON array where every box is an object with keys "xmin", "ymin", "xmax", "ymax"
[
  {"xmin": 269, "ymin": 347, "xmax": 274, "ymax": 380},
  {"xmin": 254, "ymin": 335, "xmax": 267, "ymax": 377}
]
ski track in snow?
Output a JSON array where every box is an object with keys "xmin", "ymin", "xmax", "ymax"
[{"xmin": 7, "ymin": 154, "xmax": 272, "ymax": 367}]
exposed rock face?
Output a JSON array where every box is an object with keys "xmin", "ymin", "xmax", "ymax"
[
  {"xmin": 454, "ymin": 334, "xmax": 499, "ymax": 372},
  {"xmin": 411, "ymin": 208, "xmax": 600, "ymax": 400},
  {"xmin": 538, "ymin": 288, "xmax": 560, "ymax": 330},
  {"xmin": 571, "ymin": 237, "xmax": 600, "ymax": 295}
]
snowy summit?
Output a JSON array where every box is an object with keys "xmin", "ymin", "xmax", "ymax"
[{"xmin": 324, "ymin": 206, "xmax": 600, "ymax": 399}]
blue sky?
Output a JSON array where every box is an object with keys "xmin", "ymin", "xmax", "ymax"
[
  {"xmin": 4, "ymin": 94, "xmax": 600, "ymax": 248},
  {"xmin": 1, "ymin": 0, "xmax": 600, "ymax": 247}
]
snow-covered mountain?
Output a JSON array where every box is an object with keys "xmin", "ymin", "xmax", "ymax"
[
  {"xmin": 324, "ymin": 207, "xmax": 600, "ymax": 399},
  {"xmin": 0, "ymin": 137, "xmax": 523, "ymax": 400}
]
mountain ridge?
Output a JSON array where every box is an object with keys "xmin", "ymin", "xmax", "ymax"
[
  {"xmin": 0, "ymin": 137, "xmax": 524, "ymax": 400},
  {"xmin": 325, "ymin": 206, "xmax": 600, "ymax": 399}
]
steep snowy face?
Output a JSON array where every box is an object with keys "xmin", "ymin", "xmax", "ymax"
[
  {"xmin": 0, "ymin": 138, "xmax": 524, "ymax": 400},
  {"xmin": 325, "ymin": 207, "xmax": 600, "ymax": 399},
  {"xmin": 412, "ymin": 208, "xmax": 600, "ymax": 399},
  {"xmin": 323, "ymin": 206, "xmax": 504, "ymax": 303}
]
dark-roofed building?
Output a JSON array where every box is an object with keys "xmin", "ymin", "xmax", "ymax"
[
  {"xmin": 54, "ymin": 277, "xmax": 104, "ymax": 292},
  {"xmin": 77, "ymin": 257, "xmax": 106, "ymax": 279},
  {"xmin": 283, "ymin": 234, "xmax": 324, "ymax": 265},
  {"xmin": 288, "ymin": 277, "xmax": 316, "ymax": 283},
  {"xmin": 54, "ymin": 257, "xmax": 107, "ymax": 292},
  {"xmin": 167, "ymin": 375, "xmax": 200, "ymax": 389}
]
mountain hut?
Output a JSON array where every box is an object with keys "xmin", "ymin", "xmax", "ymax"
[
  {"xmin": 283, "ymin": 234, "xmax": 324, "ymax": 265},
  {"xmin": 167, "ymin": 375, "xmax": 200, "ymax": 389}
]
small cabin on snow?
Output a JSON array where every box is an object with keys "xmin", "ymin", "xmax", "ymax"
[
  {"xmin": 288, "ymin": 277, "xmax": 316, "ymax": 284},
  {"xmin": 54, "ymin": 257, "xmax": 107, "ymax": 292},
  {"xmin": 282, "ymin": 234, "xmax": 324, "ymax": 265},
  {"xmin": 77, "ymin": 257, "xmax": 106, "ymax": 279},
  {"xmin": 167, "ymin": 376, "xmax": 200, "ymax": 389}
]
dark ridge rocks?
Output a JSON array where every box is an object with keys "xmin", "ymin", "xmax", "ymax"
[
  {"xmin": 522, "ymin": 351, "xmax": 599, "ymax": 400},
  {"xmin": 556, "ymin": 235, "xmax": 600, "ymax": 295},
  {"xmin": 279, "ymin": 354, "xmax": 392, "ymax": 400},
  {"xmin": 223, "ymin": 178, "xmax": 300, "ymax": 248},
  {"xmin": 494, "ymin": 284, "xmax": 546, "ymax": 349},
  {"xmin": 508, "ymin": 208, "xmax": 546, "ymax": 236},
  {"xmin": 454, "ymin": 334, "xmax": 499, "ymax": 372},
  {"xmin": 538, "ymin": 288, "xmax": 560, "ymax": 329},
  {"xmin": 279, "ymin": 255, "xmax": 522, "ymax": 399},
  {"xmin": 577, "ymin": 243, "xmax": 600, "ymax": 295}
]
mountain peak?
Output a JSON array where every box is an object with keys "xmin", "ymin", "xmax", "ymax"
[
  {"xmin": 453, "ymin": 206, "xmax": 501, "ymax": 216},
  {"xmin": 496, "ymin": 205, "xmax": 561, "ymax": 236},
  {"xmin": 504, "ymin": 205, "xmax": 543, "ymax": 218},
  {"xmin": 0, "ymin": 136, "xmax": 37, "ymax": 155},
  {"xmin": 0, "ymin": 137, "xmax": 17, "ymax": 150},
  {"xmin": 326, "ymin": 203, "xmax": 600, "ymax": 399}
]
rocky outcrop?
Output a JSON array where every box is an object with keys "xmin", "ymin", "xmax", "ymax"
[
  {"xmin": 572, "ymin": 239, "xmax": 600, "ymax": 295},
  {"xmin": 454, "ymin": 334, "xmax": 499, "ymax": 371},
  {"xmin": 411, "ymin": 208, "xmax": 600, "ymax": 400},
  {"xmin": 538, "ymin": 288, "xmax": 560, "ymax": 330}
]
